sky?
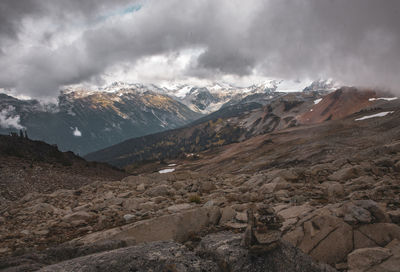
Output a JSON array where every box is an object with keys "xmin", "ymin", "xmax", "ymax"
[{"xmin": 0, "ymin": 0, "xmax": 400, "ymax": 99}]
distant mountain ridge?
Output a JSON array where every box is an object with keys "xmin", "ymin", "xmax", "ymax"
[
  {"xmin": 64, "ymin": 79, "xmax": 337, "ymax": 114},
  {"xmin": 0, "ymin": 79, "xmax": 336, "ymax": 155},
  {"xmin": 84, "ymin": 90, "xmax": 327, "ymax": 168},
  {"xmin": 85, "ymin": 86, "xmax": 387, "ymax": 169}
]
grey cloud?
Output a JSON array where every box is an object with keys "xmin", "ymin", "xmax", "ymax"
[
  {"xmin": 246, "ymin": 0, "xmax": 400, "ymax": 89},
  {"xmin": 0, "ymin": 0, "xmax": 133, "ymax": 38},
  {"xmin": 1, "ymin": 0, "xmax": 400, "ymax": 98}
]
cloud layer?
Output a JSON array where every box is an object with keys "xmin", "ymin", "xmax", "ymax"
[{"xmin": 0, "ymin": 0, "xmax": 400, "ymax": 98}]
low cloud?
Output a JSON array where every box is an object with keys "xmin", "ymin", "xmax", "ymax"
[{"xmin": 0, "ymin": 106, "xmax": 25, "ymax": 129}]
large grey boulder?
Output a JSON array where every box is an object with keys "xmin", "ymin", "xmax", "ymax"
[
  {"xmin": 197, "ymin": 232, "xmax": 337, "ymax": 272},
  {"xmin": 40, "ymin": 241, "xmax": 218, "ymax": 272},
  {"xmin": 73, "ymin": 206, "xmax": 221, "ymax": 245},
  {"xmin": 37, "ymin": 232, "xmax": 336, "ymax": 272}
]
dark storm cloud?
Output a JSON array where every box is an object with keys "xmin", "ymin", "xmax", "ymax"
[
  {"xmin": 247, "ymin": 0, "xmax": 400, "ymax": 89},
  {"xmin": 1, "ymin": 0, "xmax": 400, "ymax": 98},
  {"xmin": 0, "ymin": 0, "xmax": 132, "ymax": 39}
]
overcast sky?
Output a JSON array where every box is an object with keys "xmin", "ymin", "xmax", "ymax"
[{"xmin": 0, "ymin": 0, "xmax": 400, "ymax": 99}]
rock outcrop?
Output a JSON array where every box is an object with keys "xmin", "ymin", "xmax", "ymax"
[{"xmin": 36, "ymin": 232, "xmax": 335, "ymax": 272}]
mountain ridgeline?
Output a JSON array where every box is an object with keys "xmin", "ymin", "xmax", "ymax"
[{"xmin": 85, "ymin": 90, "xmax": 328, "ymax": 168}]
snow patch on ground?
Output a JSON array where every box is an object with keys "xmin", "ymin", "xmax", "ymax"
[
  {"xmin": 369, "ymin": 97, "xmax": 398, "ymax": 101},
  {"xmin": 159, "ymin": 168, "xmax": 175, "ymax": 174},
  {"xmin": 314, "ymin": 98, "xmax": 322, "ymax": 104},
  {"xmin": 355, "ymin": 111, "xmax": 394, "ymax": 121},
  {"xmin": 73, "ymin": 127, "xmax": 82, "ymax": 137},
  {"xmin": 168, "ymin": 164, "xmax": 177, "ymax": 167}
]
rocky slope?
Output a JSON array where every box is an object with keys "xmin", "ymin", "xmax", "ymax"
[
  {"xmin": 0, "ymin": 134, "xmax": 126, "ymax": 202},
  {"xmin": 85, "ymin": 87, "xmax": 375, "ymax": 168},
  {"xmin": 299, "ymin": 87, "xmax": 376, "ymax": 124}
]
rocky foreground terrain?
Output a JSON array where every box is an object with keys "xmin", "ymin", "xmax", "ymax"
[{"xmin": 1, "ymin": 88, "xmax": 400, "ymax": 271}]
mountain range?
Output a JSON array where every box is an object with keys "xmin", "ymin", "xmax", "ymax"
[
  {"xmin": 85, "ymin": 86, "xmax": 381, "ymax": 169},
  {"xmin": 0, "ymin": 80, "xmax": 335, "ymax": 155}
]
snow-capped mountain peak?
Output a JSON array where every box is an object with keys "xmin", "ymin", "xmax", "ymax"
[{"xmin": 58, "ymin": 79, "xmax": 338, "ymax": 114}]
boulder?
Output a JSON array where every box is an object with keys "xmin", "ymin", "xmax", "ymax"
[
  {"xmin": 328, "ymin": 166, "xmax": 359, "ymax": 181},
  {"xmin": 138, "ymin": 201, "xmax": 156, "ymax": 212},
  {"xmin": 274, "ymin": 190, "xmax": 290, "ymax": 201},
  {"xmin": 123, "ymin": 214, "xmax": 135, "ymax": 222},
  {"xmin": 354, "ymin": 230, "xmax": 379, "ymax": 249},
  {"xmin": 40, "ymin": 241, "xmax": 218, "ymax": 272},
  {"xmin": 388, "ymin": 210, "xmax": 400, "ymax": 224},
  {"xmin": 122, "ymin": 175, "xmax": 151, "ymax": 186},
  {"xmin": 283, "ymin": 226, "xmax": 304, "ymax": 247},
  {"xmin": 347, "ymin": 247, "xmax": 392, "ymax": 271},
  {"xmin": 371, "ymin": 239, "xmax": 400, "ymax": 272},
  {"xmin": 199, "ymin": 181, "xmax": 217, "ymax": 194},
  {"xmin": 167, "ymin": 203, "xmax": 192, "ymax": 213},
  {"xmin": 343, "ymin": 200, "xmax": 388, "ymax": 225},
  {"xmin": 299, "ymin": 215, "xmax": 353, "ymax": 265},
  {"xmin": 73, "ymin": 207, "xmax": 221, "ymax": 245},
  {"xmin": 260, "ymin": 182, "xmax": 277, "ymax": 194},
  {"xmin": 244, "ymin": 174, "xmax": 266, "ymax": 187},
  {"xmin": 197, "ymin": 232, "xmax": 336, "ymax": 272},
  {"xmin": 235, "ymin": 212, "xmax": 248, "ymax": 222},
  {"xmin": 136, "ymin": 183, "xmax": 146, "ymax": 192},
  {"xmin": 322, "ymin": 181, "xmax": 345, "ymax": 200},
  {"xmin": 27, "ymin": 203, "xmax": 59, "ymax": 214},
  {"xmin": 62, "ymin": 211, "xmax": 94, "ymax": 222},
  {"xmin": 122, "ymin": 198, "xmax": 142, "ymax": 211},
  {"xmin": 354, "ymin": 200, "xmax": 388, "ymax": 223},
  {"xmin": 343, "ymin": 204, "xmax": 372, "ymax": 225},
  {"xmin": 357, "ymin": 223, "xmax": 400, "ymax": 247},
  {"xmin": 146, "ymin": 184, "xmax": 170, "ymax": 197},
  {"xmin": 219, "ymin": 206, "xmax": 236, "ymax": 225},
  {"xmin": 38, "ymin": 232, "xmax": 336, "ymax": 272},
  {"xmin": 276, "ymin": 169, "xmax": 299, "ymax": 182},
  {"xmin": 278, "ymin": 205, "xmax": 313, "ymax": 221}
]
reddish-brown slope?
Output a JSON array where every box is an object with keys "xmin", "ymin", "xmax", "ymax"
[{"xmin": 298, "ymin": 87, "xmax": 375, "ymax": 124}]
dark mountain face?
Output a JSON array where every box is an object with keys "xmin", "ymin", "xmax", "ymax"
[{"xmin": 0, "ymin": 90, "xmax": 202, "ymax": 155}]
